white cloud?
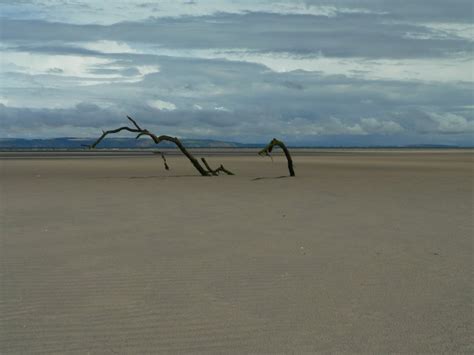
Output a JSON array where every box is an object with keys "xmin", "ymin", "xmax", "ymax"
[
  {"xmin": 279, "ymin": 117, "xmax": 366, "ymax": 136},
  {"xmin": 221, "ymin": 52, "xmax": 474, "ymax": 83},
  {"xmin": 0, "ymin": 96, "xmax": 9, "ymax": 106},
  {"xmin": 430, "ymin": 113, "xmax": 474, "ymax": 134},
  {"xmin": 360, "ymin": 118, "xmax": 404, "ymax": 134},
  {"xmin": 214, "ymin": 106, "xmax": 231, "ymax": 112},
  {"xmin": 82, "ymin": 40, "xmax": 137, "ymax": 54},
  {"xmin": 139, "ymin": 47, "xmax": 473, "ymax": 83},
  {"xmin": 148, "ymin": 99, "xmax": 177, "ymax": 111},
  {"xmin": 136, "ymin": 65, "xmax": 160, "ymax": 76},
  {"xmin": 1, "ymin": 51, "xmax": 112, "ymax": 78},
  {"xmin": 4, "ymin": 46, "xmax": 343, "ymax": 87},
  {"xmin": 0, "ymin": 50, "xmax": 160, "ymax": 88},
  {"xmin": 324, "ymin": 117, "xmax": 365, "ymax": 135},
  {"xmin": 412, "ymin": 23, "xmax": 474, "ymax": 41},
  {"xmin": 279, "ymin": 117, "xmax": 405, "ymax": 136}
]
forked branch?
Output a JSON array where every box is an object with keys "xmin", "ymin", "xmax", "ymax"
[
  {"xmin": 259, "ymin": 138, "xmax": 295, "ymax": 176},
  {"xmin": 201, "ymin": 158, "xmax": 234, "ymax": 175}
]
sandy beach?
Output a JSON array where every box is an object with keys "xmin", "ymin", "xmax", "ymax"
[{"xmin": 0, "ymin": 149, "xmax": 472, "ymax": 353}]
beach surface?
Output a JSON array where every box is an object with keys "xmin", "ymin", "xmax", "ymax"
[{"xmin": 1, "ymin": 150, "xmax": 472, "ymax": 353}]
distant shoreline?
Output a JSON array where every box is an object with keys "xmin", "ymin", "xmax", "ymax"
[
  {"xmin": 1, "ymin": 137, "xmax": 471, "ymax": 151},
  {"xmin": 1, "ymin": 147, "xmax": 472, "ymax": 159},
  {"xmin": 0, "ymin": 146, "xmax": 472, "ymax": 151}
]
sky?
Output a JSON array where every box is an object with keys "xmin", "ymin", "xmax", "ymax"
[{"xmin": 0, "ymin": 0, "xmax": 473, "ymax": 145}]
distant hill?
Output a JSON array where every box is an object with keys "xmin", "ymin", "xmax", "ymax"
[
  {"xmin": 0, "ymin": 138, "xmax": 468, "ymax": 150},
  {"xmin": 0, "ymin": 137, "xmax": 253, "ymax": 149},
  {"xmin": 403, "ymin": 144, "xmax": 462, "ymax": 148}
]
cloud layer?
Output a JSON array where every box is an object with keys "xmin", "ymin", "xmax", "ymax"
[{"xmin": 1, "ymin": 0, "xmax": 472, "ymax": 145}]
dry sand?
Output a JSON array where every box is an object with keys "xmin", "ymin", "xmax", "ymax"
[{"xmin": 0, "ymin": 150, "xmax": 472, "ymax": 353}]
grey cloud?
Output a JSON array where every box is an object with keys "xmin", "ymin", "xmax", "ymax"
[
  {"xmin": 9, "ymin": 44, "xmax": 104, "ymax": 56},
  {"xmin": 2, "ymin": 57, "xmax": 471, "ymax": 144},
  {"xmin": 46, "ymin": 67, "xmax": 64, "ymax": 74},
  {"xmin": 1, "ymin": 1, "xmax": 472, "ymax": 145},
  {"xmin": 0, "ymin": 103, "xmax": 121, "ymax": 130},
  {"xmin": 136, "ymin": 2, "xmax": 159, "ymax": 8},
  {"xmin": 1, "ymin": 11, "xmax": 470, "ymax": 59},
  {"xmin": 281, "ymin": 81, "xmax": 305, "ymax": 90},
  {"xmin": 3, "ymin": 47, "xmax": 471, "ymax": 114}
]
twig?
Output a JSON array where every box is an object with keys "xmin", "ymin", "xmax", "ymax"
[{"xmin": 127, "ymin": 115, "xmax": 142, "ymax": 130}]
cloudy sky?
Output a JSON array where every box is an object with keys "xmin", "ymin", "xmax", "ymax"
[{"xmin": 1, "ymin": 0, "xmax": 473, "ymax": 145}]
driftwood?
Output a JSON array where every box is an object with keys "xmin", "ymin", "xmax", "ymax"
[
  {"xmin": 88, "ymin": 116, "xmax": 232, "ymax": 177},
  {"xmin": 259, "ymin": 138, "xmax": 295, "ymax": 176},
  {"xmin": 88, "ymin": 118, "xmax": 294, "ymax": 177}
]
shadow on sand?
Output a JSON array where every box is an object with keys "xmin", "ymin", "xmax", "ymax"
[
  {"xmin": 129, "ymin": 175, "xmax": 201, "ymax": 179},
  {"xmin": 92, "ymin": 175, "xmax": 201, "ymax": 179},
  {"xmin": 251, "ymin": 175, "xmax": 289, "ymax": 181}
]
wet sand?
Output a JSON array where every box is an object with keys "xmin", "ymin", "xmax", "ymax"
[{"xmin": 1, "ymin": 150, "xmax": 472, "ymax": 353}]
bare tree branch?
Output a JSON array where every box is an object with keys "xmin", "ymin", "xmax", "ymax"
[
  {"xmin": 90, "ymin": 126, "xmax": 140, "ymax": 148},
  {"xmin": 152, "ymin": 151, "xmax": 170, "ymax": 170},
  {"xmin": 90, "ymin": 117, "xmax": 211, "ymax": 176},
  {"xmin": 201, "ymin": 157, "xmax": 218, "ymax": 175},
  {"xmin": 127, "ymin": 115, "xmax": 142, "ymax": 130},
  {"xmin": 160, "ymin": 152, "xmax": 169, "ymax": 171},
  {"xmin": 259, "ymin": 138, "xmax": 295, "ymax": 176},
  {"xmin": 215, "ymin": 164, "xmax": 235, "ymax": 175},
  {"xmin": 201, "ymin": 158, "xmax": 234, "ymax": 175}
]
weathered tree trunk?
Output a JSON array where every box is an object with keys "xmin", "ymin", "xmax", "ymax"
[
  {"xmin": 259, "ymin": 138, "xmax": 295, "ymax": 176},
  {"xmin": 88, "ymin": 116, "xmax": 228, "ymax": 176}
]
